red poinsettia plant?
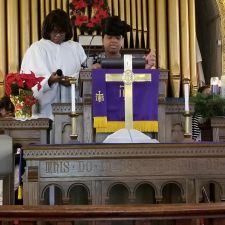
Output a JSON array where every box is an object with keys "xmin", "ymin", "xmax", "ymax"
[
  {"xmin": 70, "ymin": 0, "xmax": 110, "ymax": 33},
  {"xmin": 5, "ymin": 72, "xmax": 44, "ymax": 118}
]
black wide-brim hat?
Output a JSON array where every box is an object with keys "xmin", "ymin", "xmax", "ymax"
[{"xmin": 101, "ymin": 16, "xmax": 132, "ymax": 37}]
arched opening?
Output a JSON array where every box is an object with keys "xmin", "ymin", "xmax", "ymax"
[
  {"xmin": 161, "ymin": 183, "xmax": 183, "ymax": 204},
  {"xmin": 69, "ymin": 184, "xmax": 89, "ymax": 205},
  {"xmin": 135, "ymin": 183, "xmax": 156, "ymax": 204},
  {"xmin": 108, "ymin": 183, "xmax": 130, "ymax": 204}
]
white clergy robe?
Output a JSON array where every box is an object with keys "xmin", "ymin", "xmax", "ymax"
[{"xmin": 20, "ymin": 38, "xmax": 86, "ymax": 120}]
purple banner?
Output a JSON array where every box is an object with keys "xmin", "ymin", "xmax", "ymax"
[{"xmin": 92, "ymin": 69, "xmax": 159, "ymax": 121}]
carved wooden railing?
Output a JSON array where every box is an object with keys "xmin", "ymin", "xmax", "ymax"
[{"xmin": 1, "ymin": 203, "xmax": 225, "ymax": 223}]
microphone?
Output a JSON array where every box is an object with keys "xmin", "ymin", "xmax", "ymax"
[
  {"xmin": 101, "ymin": 58, "xmax": 145, "ymax": 69},
  {"xmin": 56, "ymin": 69, "xmax": 63, "ymax": 76}
]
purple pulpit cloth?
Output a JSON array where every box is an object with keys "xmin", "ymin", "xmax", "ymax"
[{"xmin": 92, "ymin": 69, "xmax": 159, "ymax": 132}]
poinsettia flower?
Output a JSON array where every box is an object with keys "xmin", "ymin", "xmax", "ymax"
[
  {"xmin": 93, "ymin": 0, "xmax": 104, "ymax": 7},
  {"xmin": 91, "ymin": 17, "xmax": 100, "ymax": 25},
  {"xmin": 75, "ymin": 14, "xmax": 88, "ymax": 26},
  {"xmin": 72, "ymin": 0, "xmax": 87, "ymax": 9},
  {"xmin": 75, "ymin": 0, "xmax": 87, "ymax": 9},
  {"xmin": 87, "ymin": 22, "xmax": 95, "ymax": 28},
  {"xmin": 98, "ymin": 9, "xmax": 109, "ymax": 18}
]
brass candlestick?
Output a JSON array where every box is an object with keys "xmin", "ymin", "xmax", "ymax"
[
  {"xmin": 70, "ymin": 111, "xmax": 79, "ymax": 140},
  {"xmin": 184, "ymin": 111, "xmax": 191, "ymax": 138}
]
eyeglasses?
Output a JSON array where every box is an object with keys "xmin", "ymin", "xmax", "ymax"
[{"xmin": 51, "ymin": 29, "xmax": 66, "ymax": 35}]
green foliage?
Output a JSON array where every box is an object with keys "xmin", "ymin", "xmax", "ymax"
[
  {"xmin": 11, "ymin": 82, "xmax": 19, "ymax": 96},
  {"xmin": 191, "ymin": 93, "xmax": 225, "ymax": 119}
]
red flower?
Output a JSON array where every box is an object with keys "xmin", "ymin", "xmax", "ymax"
[
  {"xmin": 75, "ymin": 14, "xmax": 88, "ymax": 26},
  {"xmin": 73, "ymin": 0, "xmax": 87, "ymax": 9}
]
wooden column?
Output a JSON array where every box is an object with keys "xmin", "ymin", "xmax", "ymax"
[{"xmin": 23, "ymin": 166, "xmax": 39, "ymax": 205}]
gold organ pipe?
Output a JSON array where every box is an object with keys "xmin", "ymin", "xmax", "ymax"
[
  {"xmin": 119, "ymin": 0, "xmax": 125, "ymax": 47},
  {"xmin": 131, "ymin": 0, "xmax": 136, "ymax": 46},
  {"xmin": 149, "ymin": 0, "xmax": 156, "ymax": 54},
  {"xmin": 125, "ymin": 0, "xmax": 131, "ymax": 47},
  {"xmin": 142, "ymin": 0, "xmax": 148, "ymax": 48},
  {"xmin": 120, "ymin": 0, "xmax": 125, "ymax": 20},
  {"xmin": 0, "ymin": 0, "xmax": 6, "ymax": 82},
  {"xmin": 168, "ymin": 0, "xmax": 180, "ymax": 97},
  {"xmin": 56, "ymin": 0, "xmax": 62, "ymax": 8},
  {"xmin": 45, "ymin": 0, "xmax": 50, "ymax": 16},
  {"xmin": 137, "ymin": 0, "xmax": 142, "ymax": 47},
  {"xmin": 51, "ymin": 0, "xmax": 56, "ymax": 10},
  {"xmin": 31, "ymin": 0, "xmax": 39, "ymax": 43},
  {"xmin": 113, "ymin": 0, "xmax": 119, "ymax": 15},
  {"xmin": 156, "ymin": 0, "xmax": 167, "ymax": 69},
  {"xmin": 7, "ymin": 0, "xmax": 19, "ymax": 72},
  {"xmin": 180, "ymin": 0, "xmax": 190, "ymax": 80},
  {"xmin": 107, "ymin": 0, "xmax": 112, "ymax": 14},
  {"xmin": 189, "ymin": 0, "xmax": 198, "ymax": 95},
  {"xmin": 40, "ymin": 0, "xmax": 45, "ymax": 25},
  {"xmin": 20, "ymin": 0, "xmax": 31, "ymax": 59},
  {"xmin": 62, "ymin": 0, "xmax": 69, "ymax": 13}
]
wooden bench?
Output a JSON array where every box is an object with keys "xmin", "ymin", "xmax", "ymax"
[{"xmin": 0, "ymin": 203, "xmax": 225, "ymax": 224}]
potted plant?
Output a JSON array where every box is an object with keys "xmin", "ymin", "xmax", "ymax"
[
  {"xmin": 192, "ymin": 93, "xmax": 225, "ymax": 119},
  {"xmin": 191, "ymin": 93, "xmax": 225, "ymax": 141},
  {"xmin": 5, "ymin": 72, "xmax": 44, "ymax": 119}
]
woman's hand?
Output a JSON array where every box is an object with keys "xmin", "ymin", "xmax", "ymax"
[
  {"xmin": 48, "ymin": 73, "xmax": 71, "ymax": 87},
  {"xmin": 59, "ymin": 76, "xmax": 71, "ymax": 87},
  {"xmin": 92, "ymin": 63, "xmax": 101, "ymax": 69},
  {"xmin": 48, "ymin": 72, "xmax": 61, "ymax": 86},
  {"xmin": 145, "ymin": 50, "xmax": 156, "ymax": 69}
]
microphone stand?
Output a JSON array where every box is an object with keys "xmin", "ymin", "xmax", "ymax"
[{"xmin": 85, "ymin": 35, "xmax": 95, "ymax": 68}]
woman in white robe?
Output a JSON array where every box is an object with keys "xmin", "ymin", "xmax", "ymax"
[{"xmin": 20, "ymin": 9, "xmax": 86, "ymax": 120}]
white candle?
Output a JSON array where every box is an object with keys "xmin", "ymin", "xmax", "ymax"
[
  {"xmin": 71, "ymin": 83, "xmax": 76, "ymax": 112},
  {"xmin": 210, "ymin": 77, "xmax": 219, "ymax": 94},
  {"xmin": 184, "ymin": 83, "xmax": 189, "ymax": 112}
]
